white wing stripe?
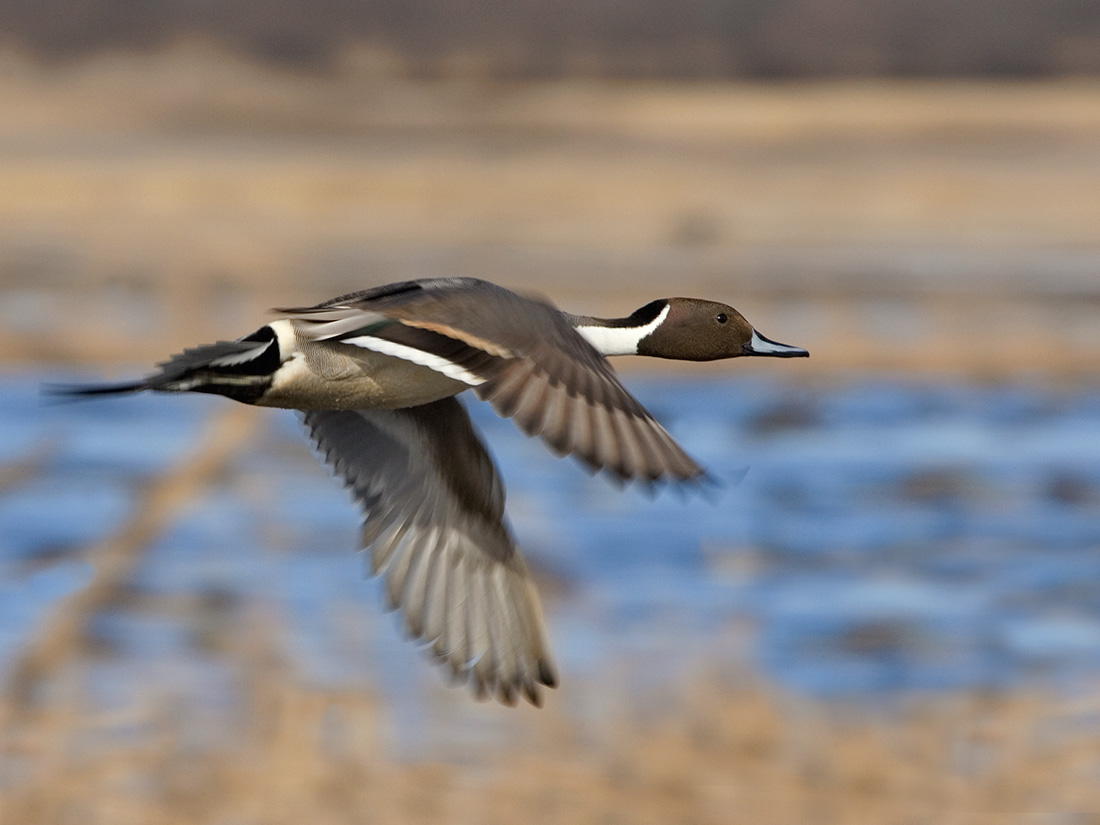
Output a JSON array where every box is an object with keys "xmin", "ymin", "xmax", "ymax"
[{"xmin": 341, "ymin": 335, "xmax": 487, "ymax": 386}]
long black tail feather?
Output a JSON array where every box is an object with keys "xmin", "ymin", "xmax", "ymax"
[
  {"xmin": 45, "ymin": 326, "xmax": 282, "ymax": 404},
  {"xmin": 44, "ymin": 380, "xmax": 150, "ymax": 399}
]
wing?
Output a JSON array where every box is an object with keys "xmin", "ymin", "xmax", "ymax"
[
  {"xmin": 301, "ymin": 396, "xmax": 557, "ymax": 706},
  {"xmin": 282, "ymin": 279, "xmax": 703, "ymax": 483}
]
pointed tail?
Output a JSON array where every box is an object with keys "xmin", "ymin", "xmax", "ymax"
[{"xmin": 46, "ymin": 325, "xmax": 283, "ymax": 404}]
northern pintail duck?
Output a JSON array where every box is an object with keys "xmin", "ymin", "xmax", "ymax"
[{"xmin": 68, "ymin": 277, "xmax": 807, "ymax": 705}]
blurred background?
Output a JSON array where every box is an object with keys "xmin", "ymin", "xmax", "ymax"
[{"xmin": 2, "ymin": 1, "xmax": 1100, "ymax": 822}]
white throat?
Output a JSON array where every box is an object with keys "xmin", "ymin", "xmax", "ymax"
[{"xmin": 574, "ymin": 303, "xmax": 670, "ymax": 357}]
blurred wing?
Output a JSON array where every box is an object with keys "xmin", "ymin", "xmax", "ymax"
[
  {"xmin": 301, "ymin": 396, "xmax": 557, "ymax": 706},
  {"xmin": 284, "ymin": 279, "xmax": 704, "ymax": 483}
]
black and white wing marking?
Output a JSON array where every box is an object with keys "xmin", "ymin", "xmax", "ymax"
[
  {"xmin": 302, "ymin": 396, "xmax": 557, "ymax": 706},
  {"xmin": 283, "ymin": 279, "xmax": 704, "ymax": 484}
]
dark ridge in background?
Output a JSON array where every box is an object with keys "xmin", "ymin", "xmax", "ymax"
[{"xmin": 3, "ymin": 0, "xmax": 1100, "ymax": 78}]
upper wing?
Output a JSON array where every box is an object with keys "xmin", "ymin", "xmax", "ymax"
[
  {"xmin": 301, "ymin": 396, "xmax": 557, "ymax": 706},
  {"xmin": 283, "ymin": 279, "xmax": 704, "ymax": 484}
]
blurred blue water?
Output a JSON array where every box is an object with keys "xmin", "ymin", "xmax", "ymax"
[{"xmin": 3, "ymin": 372, "xmax": 1100, "ymax": 707}]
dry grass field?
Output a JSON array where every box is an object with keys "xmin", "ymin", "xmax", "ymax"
[
  {"xmin": 6, "ymin": 595, "xmax": 1100, "ymax": 825},
  {"xmin": 3, "ymin": 46, "xmax": 1100, "ymax": 823},
  {"xmin": 7, "ymin": 680, "xmax": 1100, "ymax": 824},
  {"xmin": 0, "ymin": 44, "xmax": 1098, "ymax": 372}
]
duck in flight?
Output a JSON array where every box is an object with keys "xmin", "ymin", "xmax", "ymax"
[{"xmin": 66, "ymin": 277, "xmax": 808, "ymax": 706}]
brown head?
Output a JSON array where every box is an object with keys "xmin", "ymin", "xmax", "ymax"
[{"xmin": 634, "ymin": 298, "xmax": 809, "ymax": 362}]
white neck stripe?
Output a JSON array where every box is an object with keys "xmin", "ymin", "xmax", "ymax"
[{"xmin": 574, "ymin": 303, "xmax": 670, "ymax": 357}]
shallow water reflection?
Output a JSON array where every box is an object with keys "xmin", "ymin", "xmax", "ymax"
[{"xmin": 4, "ymin": 373, "xmax": 1100, "ymax": 715}]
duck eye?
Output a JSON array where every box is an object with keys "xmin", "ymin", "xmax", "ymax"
[{"xmin": 716, "ymin": 313, "xmax": 728, "ymax": 324}]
